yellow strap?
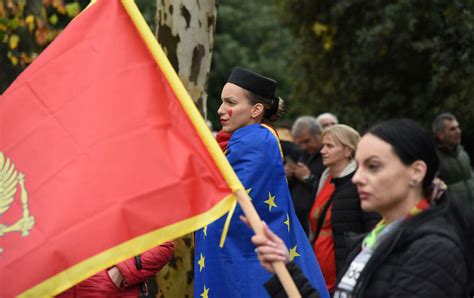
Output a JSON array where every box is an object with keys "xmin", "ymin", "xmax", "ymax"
[
  {"xmin": 219, "ymin": 199, "xmax": 238, "ymax": 247},
  {"xmin": 261, "ymin": 123, "xmax": 284, "ymax": 160}
]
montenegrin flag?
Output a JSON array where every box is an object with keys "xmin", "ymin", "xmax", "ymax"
[{"xmin": 0, "ymin": 0, "xmax": 243, "ymax": 296}]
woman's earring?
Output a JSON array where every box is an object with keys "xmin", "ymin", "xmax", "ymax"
[{"xmin": 409, "ymin": 180, "xmax": 418, "ymax": 187}]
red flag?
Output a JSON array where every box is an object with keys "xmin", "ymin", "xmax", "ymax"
[{"xmin": 0, "ymin": 0, "xmax": 242, "ymax": 296}]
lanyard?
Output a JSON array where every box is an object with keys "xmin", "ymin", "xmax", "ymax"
[
  {"xmin": 363, "ymin": 199, "xmax": 430, "ymax": 249},
  {"xmin": 335, "ymin": 199, "xmax": 430, "ymax": 297}
]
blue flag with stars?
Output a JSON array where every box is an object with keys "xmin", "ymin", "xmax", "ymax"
[{"xmin": 194, "ymin": 124, "xmax": 329, "ymax": 298}]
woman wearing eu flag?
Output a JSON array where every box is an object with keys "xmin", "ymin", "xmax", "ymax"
[{"xmin": 193, "ymin": 67, "xmax": 329, "ymax": 298}]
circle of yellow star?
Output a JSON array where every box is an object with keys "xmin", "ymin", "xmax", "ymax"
[
  {"xmin": 201, "ymin": 285, "xmax": 209, "ymax": 298},
  {"xmin": 198, "ymin": 253, "xmax": 205, "ymax": 272},
  {"xmin": 203, "ymin": 226, "xmax": 207, "ymax": 237},
  {"xmin": 289, "ymin": 245, "xmax": 300, "ymax": 261},
  {"xmin": 264, "ymin": 192, "xmax": 277, "ymax": 212}
]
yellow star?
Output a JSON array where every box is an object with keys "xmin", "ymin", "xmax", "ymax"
[
  {"xmin": 264, "ymin": 192, "xmax": 277, "ymax": 212},
  {"xmin": 200, "ymin": 285, "xmax": 209, "ymax": 298},
  {"xmin": 289, "ymin": 245, "xmax": 300, "ymax": 261},
  {"xmin": 246, "ymin": 188, "xmax": 252, "ymax": 200},
  {"xmin": 198, "ymin": 253, "xmax": 205, "ymax": 272},
  {"xmin": 284, "ymin": 213, "xmax": 290, "ymax": 232},
  {"xmin": 203, "ymin": 226, "xmax": 207, "ymax": 237}
]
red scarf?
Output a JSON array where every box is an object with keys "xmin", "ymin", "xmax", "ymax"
[{"xmin": 216, "ymin": 130, "xmax": 232, "ymax": 153}]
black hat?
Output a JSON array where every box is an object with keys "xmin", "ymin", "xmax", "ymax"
[{"xmin": 227, "ymin": 67, "xmax": 277, "ymax": 100}]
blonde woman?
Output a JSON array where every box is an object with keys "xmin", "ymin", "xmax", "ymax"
[{"xmin": 309, "ymin": 125, "xmax": 379, "ymax": 293}]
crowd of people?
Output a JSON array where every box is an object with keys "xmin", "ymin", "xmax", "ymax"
[
  {"xmin": 206, "ymin": 67, "xmax": 473, "ymax": 297},
  {"xmin": 64, "ymin": 67, "xmax": 473, "ymax": 297}
]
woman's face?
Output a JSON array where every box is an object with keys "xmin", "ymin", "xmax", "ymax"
[
  {"xmin": 320, "ymin": 133, "xmax": 351, "ymax": 169},
  {"xmin": 218, "ymin": 83, "xmax": 260, "ymax": 133},
  {"xmin": 352, "ymin": 134, "xmax": 414, "ymax": 215}
]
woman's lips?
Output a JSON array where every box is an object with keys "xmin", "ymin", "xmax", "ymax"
[{"xmin": 358, "ymin": 191, "xmax": 369, "ymax": 200}]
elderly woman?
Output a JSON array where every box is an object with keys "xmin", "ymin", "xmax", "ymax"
[
  {"xmin": 251, "ymin": 119, "xmax": 472, "ymax": 298},
  {"xmin": 308, "ymin": 125, "xmax": 379, "ymax": 293},
  {"xmin": 194, "ymin": 67, "xmax": 329, "ymax": 298}
]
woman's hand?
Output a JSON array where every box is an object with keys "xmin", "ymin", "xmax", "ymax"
[
  {"xmin": 240, "ymin": 216, "xmax": 290, "ymax": 273},
  {"xmin": 431, "ymin": 177, "xmax": 447, "ymax": 202},
  {"xmin": 284, "ymin": 163, "xmax": 295, "ymax": 178},
  {"xmin": 107, "ymin": 266, "xmax": 124, "ymax": 288}
]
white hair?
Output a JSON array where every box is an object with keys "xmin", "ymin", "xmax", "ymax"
[{"xmin": 316, "ymin": 113, "xmax": 339, "ymax": 127}]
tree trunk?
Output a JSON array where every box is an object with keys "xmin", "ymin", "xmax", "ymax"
[
  {"xmin": 155, "ymin": 0, "xmax": 217, "ymax": 118},
  {"xmin": 154, "ymin": 2, "xmax": 218, "ymax": 297}
]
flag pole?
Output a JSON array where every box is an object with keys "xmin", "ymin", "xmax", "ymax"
[{"xmin": 235, "ymin": 189, "xmax": 301, "ymax": 298}]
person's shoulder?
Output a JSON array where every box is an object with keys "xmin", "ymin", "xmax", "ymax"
[
  {"xmin": 231, "ymin": 124, "xmax": 279, "ymax": 148},
  {"xmin": 458, "ymin": 145, "xmax": 472, "ymax": 160},
  {"xmin": 403, "ymin": 207, "xmax": 465, "ymax": 251},
  {"xmin": 407, "ymin": 228, "xmax": 462, "ymax": 249},
  {"xmin": 398, "ymin": 229, "xmax": 466, "ymax": 279},
  {"xmin": 260, "ymin": 124, "xmax": 281, "ymax": 147}
]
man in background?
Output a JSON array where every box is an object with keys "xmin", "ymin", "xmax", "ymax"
[
  {"xmin": 433, "ymin": 112, "xmax": 474, "ymax": 212},
  {"xmin": 286, "ymin": 116, "xmax": 325, "ymax": 235}
]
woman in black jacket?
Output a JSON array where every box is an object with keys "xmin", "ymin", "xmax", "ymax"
[
  {"xmin": 308, "ymin": 124, "xmax": 379, "ymax": 293},
  {"xmin": 251, "ymin": 119, "xmax": 472, "ymax": 298}
]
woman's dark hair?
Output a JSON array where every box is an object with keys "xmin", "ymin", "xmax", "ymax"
[
  {"xmin": 367, "ymin": 119, "xmax": 439, "ymax": 197},
  {"xmin": 245, "ymin": 90, "xmax": 285, "ymax": 122}
]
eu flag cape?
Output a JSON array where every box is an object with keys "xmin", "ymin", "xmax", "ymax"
[
  {"xmin": 194, "ymin": 124, "xmax": 329, "ymax": 298},
  {"xmin": 0, "ymin": 1, "xmax": 243, "ymax": 296}
]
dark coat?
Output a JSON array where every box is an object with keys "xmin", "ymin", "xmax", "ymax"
[
  {"xmin": 289, "ymin": 151, "xmax": 325, "ymax": 235},
  {"xmin": 281, "ymin": 140, "xmax": 302, "ymax": 166},
  {"xmin": 265, "ymin": 197, "xmax": 473, "ymax": 297},
  {"xmin": 338, "ymin": 197, "xmax": 471, "ymax": 297},
  {"xmin": 329, "ymin": 173, "xmax": 380, "ymax": 274},
  {"xmin": 265, "ymin": 261, "xmax": 321, "ymax": 298},
  {"xmin": 436, "ymin": 144, "xmax": 474, "ymax": 211}
]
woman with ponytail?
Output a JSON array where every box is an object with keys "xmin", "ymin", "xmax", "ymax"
[{"xmin": 193, "ymin": 67, "xmax": 328, "ymax": 298}]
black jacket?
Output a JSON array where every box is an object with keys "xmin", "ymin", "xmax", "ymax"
[
  {"xmin": 281, "ymin": 140, "xmax": 302, "ymax": 166},
  {"xmin": 289, "ymin": 151, "xmax": 325, "ymax": 235},
  {"xmin": 265, "ymin": 196, "xmax": 473, "ymax": 297},
  {"xmin": 339, "ymin": 196, "xmax": 471, "ymax": 297},
  {"xmin": 328, "ymin": 173, "xmax": 380, "ymax": 273}
]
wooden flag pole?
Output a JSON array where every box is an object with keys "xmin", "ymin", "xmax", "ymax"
[{"xmin": 235, "ymin": 189, "xmax": 301, "ymax": 298}]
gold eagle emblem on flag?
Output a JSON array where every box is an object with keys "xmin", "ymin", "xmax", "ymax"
[{"xmin": 0, "ymin": 152, "xmax": 34, "ymax": 254}]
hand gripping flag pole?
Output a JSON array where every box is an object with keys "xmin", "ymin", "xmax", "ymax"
[{"xmin": 235, "ymin": 189, "xmax": 301, "ymax": 297}]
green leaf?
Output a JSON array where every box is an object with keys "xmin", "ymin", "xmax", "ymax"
[
  {"xmin": 65, "ymin": 3, "xmax": 80, "ymax": 18},
  {"xmin": 49, "ymin": 13, "xmax": 58, "ymax": 26}
]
